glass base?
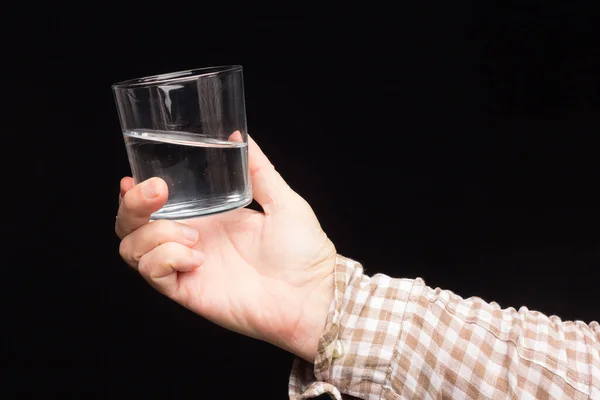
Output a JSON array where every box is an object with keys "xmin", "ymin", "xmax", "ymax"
[{"xmin": 150, "ymin": 192, "xmax": 253, "ymax": 221}]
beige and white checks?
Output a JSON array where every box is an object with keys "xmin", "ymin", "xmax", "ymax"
[{"xmin": 289, "ymin": 255, "xmax": 599, "ymax": 399}]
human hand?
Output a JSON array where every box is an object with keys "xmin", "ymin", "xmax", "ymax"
[{"xmin": 115, "ymin": 135, "xmax": 336, "ymax": 362}]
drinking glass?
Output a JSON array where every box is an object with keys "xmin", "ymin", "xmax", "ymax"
[{"xmin": 113, "ymin": 65, "xmax": 252, "ymax": 220}]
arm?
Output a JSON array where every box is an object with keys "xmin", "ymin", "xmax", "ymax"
[
  {"xmin": 114, "ymin": 136, "xmax": 597, "ymax": 399},
  {"xmin": 289, "ymin": 255, "xmax": 600, "ymax": 399}
]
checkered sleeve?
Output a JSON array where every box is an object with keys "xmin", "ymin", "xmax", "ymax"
[{"xmin": 289, "ymin": 255, "xmax": 600, "ymax": 399}]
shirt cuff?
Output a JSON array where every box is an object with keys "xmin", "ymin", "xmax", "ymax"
[{"xmin": 288, "ymin": 255, "xmax": 419, "ymax": 399}]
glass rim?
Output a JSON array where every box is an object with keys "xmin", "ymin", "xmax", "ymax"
[{"xmin": 112, "ymin": 65, "xmax": 243, "ymax": 89}]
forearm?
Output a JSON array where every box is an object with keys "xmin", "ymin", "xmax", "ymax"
[
  {"xmin": 390, "ymin": 279, "xmax": 600, "ymax": 399},
  {"xmin": 289, "ymin": 255, "xmax": 600, "ymax": 399}
]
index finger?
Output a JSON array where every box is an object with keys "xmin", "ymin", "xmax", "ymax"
[{"xmin": 115, "ymin": 177, "xmax": 169, "ymax": 239}]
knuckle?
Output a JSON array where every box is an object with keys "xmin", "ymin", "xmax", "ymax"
[
  {"xmin": 137, "ymin": 256, "xmax": 150, "ymax": 276},
  {"xmin": 115, "ymin": 214, "xmax": 127, "ymax": 240},
  {"xmin": 150, "ymin": 261, "xmax": 173, "ymax": 280},
  {"xmin": 143, "ymin": 242, "xmax": 181, "ymax": 278},
  {"xmin": 157, "ymin": 258, "xmax": 177, "ymax": 278},
  {"xmin": 119, "ymin": 236, "xmax": 144, "ymax": 263},
  {"xmin": 131, "ymin": 249, "xmax": 146, "ymax": 263},
  {"xmin": 139, "ymin": 244, "xmax": 179, "ymax": 280},
  {"xmin": 157, "ymin": 243, "xmax": 182, "ymax": 269},
  {"xmin": 164, "ymin": 254, "xmax": 179, "ymax": 269},
  {"xmin": 114, "ymin": 220, "xmax": 122, "ymax": 238},
  {"xmin": 118, "ymin": 239, "xmax": 129, "ymax": 260}
]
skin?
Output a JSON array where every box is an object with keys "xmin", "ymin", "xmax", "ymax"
[{"xmin": 115, "ymin": 135, "xmax": 336, "ymax": 362}]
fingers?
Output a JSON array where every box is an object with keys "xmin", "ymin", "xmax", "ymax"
[
  {"xmin": 119, "ymin": 177, "xmax": 135, "ymax": 203},
  {"xmin": 246, "ymin": 134, "xmax": 295, "ymax": 214},
  {"xmin": 119, "ymin": 220, "xmax": 199, "ymax": 269},
  {"xmin": 115, "ymin": 177, "xmax": 169, "ymax": 239},
  {"xmin": 138, "ymin": 242, "xmax": 204, "ymax": 295}
]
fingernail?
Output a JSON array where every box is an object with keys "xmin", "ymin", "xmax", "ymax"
[
  {"xmin": 191, "ymin": 250, "xmax": 204, "ymax": 262},
  {"xmin": 142, "ymin": 180, "xmax": 159, "ymax": 198},
  {"xmin": 182, "ymin": 225, "xmax": 199, "ymax": 242}
]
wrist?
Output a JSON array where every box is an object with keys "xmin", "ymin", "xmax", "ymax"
[{"xmin": 289, "ymin": 268, "xmax": 335, "ymax": 362}]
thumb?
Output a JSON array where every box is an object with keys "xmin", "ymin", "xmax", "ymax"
[{"xmin": 246, "ymin": 134, "xmax": 295, "ymax": 214}]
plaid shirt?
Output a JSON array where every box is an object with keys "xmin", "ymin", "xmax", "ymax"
[{"xmin": 289, "ymin": 255, "xmax": 600, "ymax": 399}]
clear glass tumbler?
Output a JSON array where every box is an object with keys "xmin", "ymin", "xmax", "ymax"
[{"xmin": 113, "ymin": 65, "xmax": 252, "ymax": 220}]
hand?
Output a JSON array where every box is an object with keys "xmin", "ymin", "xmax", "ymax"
[{"xmin": 115, "ymin": 135, "xmax": 336, "ymax": 362}]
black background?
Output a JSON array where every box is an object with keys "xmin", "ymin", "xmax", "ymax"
[{"xmin": 4, "ymin": 1, "xmax": 599, "ymax": 398}]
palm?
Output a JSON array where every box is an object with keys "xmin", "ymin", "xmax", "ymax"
[{"xmin": 174, "ymin": 199, "xmax": 335, "ymax": 345}]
